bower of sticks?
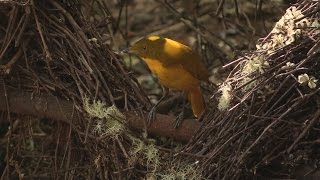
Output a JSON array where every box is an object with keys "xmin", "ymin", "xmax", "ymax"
[{"xmin": 1, "ymin": 0, "xmax": 320, "ymax": 179}]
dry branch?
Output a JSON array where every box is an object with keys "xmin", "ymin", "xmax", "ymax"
[{"xmin": 0, "ymin": 86, "xmax": 199, "ymax": 142}]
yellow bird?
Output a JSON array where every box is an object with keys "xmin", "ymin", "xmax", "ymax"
[{"xmin": 130, "ymin": 36, "xmax": 209, "ymax": 122}]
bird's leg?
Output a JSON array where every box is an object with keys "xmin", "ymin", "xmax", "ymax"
[
  {"xmin": 147, "ymin": 86, "xmax": 169, "ymax": 125},
  {"xmin": 174, "ymin": 92, "xmax": 187, "ymax": 128}
]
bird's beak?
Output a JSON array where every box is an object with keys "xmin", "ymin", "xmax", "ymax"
[
  {"xmin": 121, "ymin": 47, "xmax": 134, "ymax": 54},
  {"xmin": 121, "ymin": 48, "xmax": 129, "ymax": 54}
]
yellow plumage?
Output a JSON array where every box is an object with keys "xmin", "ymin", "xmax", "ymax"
[{"xmin": 130, "ymin": 36, "xmax": 209, "ymax": 117}]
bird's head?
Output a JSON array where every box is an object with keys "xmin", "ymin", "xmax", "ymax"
[{"xmin": 129, "ymin": 36, "xmax": 166, "ymax": 59}]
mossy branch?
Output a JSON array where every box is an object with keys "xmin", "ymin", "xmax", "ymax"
[{"xmin": 0, "ymin": 87, "xmax": 200, "ymax": 142}]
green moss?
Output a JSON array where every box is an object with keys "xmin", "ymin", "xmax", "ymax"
[
  {"xmin": 83, "ymin": 97, "xmax": 126, "ymax": 137},
  {"xmin": 128, "ymin": 135, "xmax": 160, "ymax": 173},
  {"xmin": 218, "ymin": 83, "xmax": 232, "ymax": 111},
  {"xmin": 160, "ymin": 163, "xmax": 202, "ymax": 180}
]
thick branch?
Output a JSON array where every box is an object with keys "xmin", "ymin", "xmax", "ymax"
[{"xmin": 0, "ymin": 87, "xmax": 200, "ymax": 142}]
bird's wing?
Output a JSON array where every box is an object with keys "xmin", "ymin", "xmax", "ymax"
[
  {"xmin": 180, "ymin": 50, "xmax": 209, "ymax": 81},
  {"xmin": 162, "ymin": 46, "xmax": 209, "ymax": 81}
]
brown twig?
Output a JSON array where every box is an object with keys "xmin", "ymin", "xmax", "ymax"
[
  {"xmin": 287, "ymin": 108, "xmax": 320, "ymax": 153},
  {"xmin": 31, "ymin": 1, "xmax": 51, "ymax": 61},
  {"xmin": 0, "ymin": 88, "xmax": 200, "ymax": 142}
]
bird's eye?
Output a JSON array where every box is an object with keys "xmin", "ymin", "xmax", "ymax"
[{"xmin": 143, "ymin": 46, "xmax": 147, "ymax": 50}]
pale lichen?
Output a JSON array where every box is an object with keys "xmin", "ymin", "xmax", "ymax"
[
  {"xmin": 160, "ymin": 162, "xmax": 201, "ymax": 180},
  {"xmin": 238, "ymin": 6, "xmax": 312, "ymax": 94},
  {"xmin": 297, "ymin": 73, "xmax": 318, "ymax": 89},
  {"xmin": 257, "ymin": 6, "xmax": 309, "ymax": 52},
  {"xmin": 83, "ymin": 97, "xmax": 126, "ymax": 137},
  {"xmin": 218, "ymin": 83, "xmax": 232, "ymax": 111}
]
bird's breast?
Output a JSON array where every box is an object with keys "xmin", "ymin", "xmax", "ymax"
[{"xmin": 143, "ymin": 58, "xmax": 200, "ymax": 91}]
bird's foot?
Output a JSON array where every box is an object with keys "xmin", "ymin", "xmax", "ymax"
[
  {"xmin": 147, "ymin": 106, "xmax": 157, "ymax": 125},
  {"xmin": 174, "ymin": 111, "xmax": 185, "ymax": 128}
]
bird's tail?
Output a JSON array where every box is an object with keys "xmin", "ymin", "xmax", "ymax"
[{"xmin": 187, "ymin": 86, "xmax": 205, "ymax": 118}]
